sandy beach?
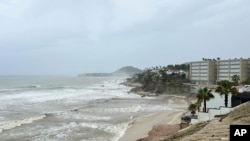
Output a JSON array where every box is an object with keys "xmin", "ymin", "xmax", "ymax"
[
  {"xmin": 118, "ymin": 110, "xmax": 185, "ymax": 141},
  {"xmin": 118, "ymin": 95, "xmax": 188, "ymax": 141}
]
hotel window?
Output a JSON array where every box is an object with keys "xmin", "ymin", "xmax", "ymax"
[
  {"xmin": 200, "ymin": 62, "xmax": 208, "ymax": 65},
  {"xmin": 191, "ymin": 77, "xmax": 199, "ymax": 80},
  {"xmin": 230, "ymin": 61, "xmax": 240, "ymax": 65},
  {"xmin": 230, "ymin": 65, "xmax": 240, "ymax": 69},
  {"xmin": 200, "ymin": 70, "xmax": 208, "ymax": 73},
  {"xmin": 200, "ymin": 66, "xmax": 208, "ymax": 69},
  {"xmin": 191, "ymin": 70, "xmax": 200, "ymax": 73},
  {"xmin": 192, "ymin": 73, "xmax": 199, "ymax": 77},
  {"xmin": 219, "ymin": 69, "xmax": 229, "ymax": 73},
  {"xmin": 220, "ymin": 61, "xmax": 229, "ymax": 65},
  {"xmin": 219, "ymin": 77, "xmax": 229, "ymax": 80},
  {"xmin": 200, "ymin": 74, "xmax": 208, "ymax": 77},
  {"xmin": 192, "ymin": 66, "xmax": 199, "ymax": 69},
  {"xmin": 230, "ymin": 69, "xmax": 240, "ymax": 73},
  {"xmin": 200, "ymin": 77, "xmax": 208, "ymax": 80},
  {"xmin": 220, "ymin": 73, "xmax": 229, "ymax": 76},
  {"xmin": 219, "ymin": 65, "xmax": 229, "ymax": 69}
]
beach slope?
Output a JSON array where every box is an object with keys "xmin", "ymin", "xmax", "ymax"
[{"xmin": 119, "ymin": 111, "xmax": 184, "ymax": 141}]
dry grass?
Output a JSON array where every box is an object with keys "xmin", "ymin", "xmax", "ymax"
[
  {"xmin": 223, "ymin": 102, "xmax": 250, "ymax": 123},
  {"xmin": 160, "ymin": 122, "xmax": 209, "ymax": 141}
]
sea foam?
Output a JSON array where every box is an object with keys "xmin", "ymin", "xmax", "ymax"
[{"xmin": 0, "ymin": 115, "xmax": 46, "ymax": 132}]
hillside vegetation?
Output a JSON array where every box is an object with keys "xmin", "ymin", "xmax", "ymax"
[{"xmin": 127, "ymin": 64, "xmax": 190, "ymax": 94}]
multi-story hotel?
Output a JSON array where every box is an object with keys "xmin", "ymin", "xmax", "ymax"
[
  {"xmin": 190, "ymin": 60, "xmax": 217, "ymax": 85},
  {"xmin": 190, "ymin": 58, "xmax": 250, "ymax": 85},
  {"xmin": 217, "ymin": 59, "xmax": 250, "ymax": 82}
]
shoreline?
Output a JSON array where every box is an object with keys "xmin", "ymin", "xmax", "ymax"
[
  {"xmin": 118, "ymin": 81, "xmax": 190, "ymax": 141},
  {"xmin": 118, "ymin": 110, "xmax": 185, "ymax": 141}
]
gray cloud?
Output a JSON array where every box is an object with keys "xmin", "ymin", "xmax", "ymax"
[{"xmin": 0, "ymin": 0, "xmax": 250, "ymax": 75}]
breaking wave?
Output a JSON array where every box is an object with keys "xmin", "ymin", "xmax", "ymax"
[{"xmin": 0, "ymin": 115, "xmax": 46, "ymax": 133}]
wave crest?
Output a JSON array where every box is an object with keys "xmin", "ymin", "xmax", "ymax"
[{"xmin": 0, "ymin": 115, "xmax": 46, "ymax": 133}]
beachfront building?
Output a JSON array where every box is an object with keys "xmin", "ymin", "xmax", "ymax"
[
  {"xmin": 190, "ymin": 60, "xmax": 217, "ymax": 85},
  {"xmin": 189, "ymin": 58, "xmax": 250, "ymax": 85},
  {"xmin": 217, "ymin": 58, "xmax": 250, "ymax": 82}
]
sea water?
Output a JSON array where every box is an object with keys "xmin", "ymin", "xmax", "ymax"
[{"xmin": 0, "ymin": 76, "xmax": 185, "ymax": 141}]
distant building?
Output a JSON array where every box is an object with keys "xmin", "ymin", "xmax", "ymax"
[
  {"xmin": 189, "ymin": 58, "xmax": 250, "ymax": 85},
  {"xmin": 217, "ymin": 58, "xmax": 250, "ymax": 82},
  {"xmin": 189, "ymin": 60, "xmax": 217, "ymax": 85}
]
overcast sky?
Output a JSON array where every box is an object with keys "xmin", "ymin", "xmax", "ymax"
[{"xmin": 1, "ymin": 0, "xmax": 250, "ymax": 75}]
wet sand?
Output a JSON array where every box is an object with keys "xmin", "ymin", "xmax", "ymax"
[{"xmin": 118, "ymin": 110, "xmax": 184, "ymax": 141}]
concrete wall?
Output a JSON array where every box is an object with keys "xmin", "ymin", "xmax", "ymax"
[
  {"xmin": 220, "ymin": 107, "xmax": 232, "ymax": 114},
  {"xmin": 197, "ymin": 112, "xmax": 209, "ymax": 121},
  {"xmin": 208, "ymin": 109, "xmax": 221, "ymax": 120},
  {"xmin": 204, "ymin": 92, "xmax": 232, "ymax": 109},
  {"xmin": 193, "ymin": 107, "xmax": 233, "ymax": 123}
]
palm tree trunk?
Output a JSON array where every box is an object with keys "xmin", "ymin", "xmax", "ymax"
[
  {"xmin": 203, "ymin": 99, "xmax": 206, "ymax": 112},
  {"xmin": 225, "ymin": 94, "xmax": 228, "ymax": 107}
]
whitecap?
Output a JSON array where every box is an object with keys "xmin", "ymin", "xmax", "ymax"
[{"xmin": 0, "ymin": 115, "xmax": 46, "ymax": 132}]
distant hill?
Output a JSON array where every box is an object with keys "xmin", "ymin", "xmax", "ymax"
[
  {"xmin": 78, "ymin": 66, "xmax": 142, "ymax": 77},
  {"xmin": 78, "ymin": 73, "xmax": 113, "ymax": 77},
  {"xmin": 113, "ymin": 66, "xmax": 142, "ymax": 76}
]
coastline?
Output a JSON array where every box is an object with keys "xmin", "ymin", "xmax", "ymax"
[
  {"xmin": 118, "ymin": 110, "xmax": 185, "ymax": 141},
  {"xmin": 118, "ymin": 81, "xmax": 190, "ymax": 141}
]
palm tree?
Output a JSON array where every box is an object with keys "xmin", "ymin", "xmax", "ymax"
[
  {"xmin": 188, "ymin": 103, "xmax": 197, "ymax": 116},
  {"xmin": 196, "ymin": 93, "xmax": 202, "ymax": 112},
  {"xmin": 231, "ymin": 74, "xmax": 240, "ymax": 85},
  {"xmin": 196, "ymin": 87, "xmax": 214, "ymax": 112},
  {"xmin": 215, "ymin": 80, "xmax": 238, "ymax": 107}
]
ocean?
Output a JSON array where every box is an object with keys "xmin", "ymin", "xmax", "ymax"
[{"xmin": 0, "ymin": 76, "xmax": 185, "ymax": 141}]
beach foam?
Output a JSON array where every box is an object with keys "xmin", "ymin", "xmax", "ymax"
[
  {"xmin": 106, "ymin": 122, "xmax": 133, "ymax": 141},
  {"xmin": 0, "ymin": 115, "xmax": 46, "ymax": 133}
]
